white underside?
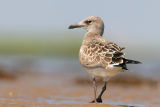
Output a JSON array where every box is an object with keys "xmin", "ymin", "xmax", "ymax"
[{"xmin": 84, "ymin": 66, "xmax": 124, "ymax": 81}]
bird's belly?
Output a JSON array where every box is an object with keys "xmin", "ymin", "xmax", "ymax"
[{"xmin": 84, "ymin": 67, "xmax": 124, "ymax": 80}]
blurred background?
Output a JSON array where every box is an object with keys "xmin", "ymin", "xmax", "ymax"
[
  {"xmin": 0, "ymin": 0, "xmax": 159, "ymax": 78},
  {"xmin": 0, "ymin": 0, "xmax": 160, "ymax": 106}
]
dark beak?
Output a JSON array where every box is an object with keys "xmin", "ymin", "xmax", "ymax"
[{"xmin": 68, "ymin": 24, "xmax": 83, "ymax": 29}]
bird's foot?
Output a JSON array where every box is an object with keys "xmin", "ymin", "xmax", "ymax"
[{"xmin": 90, "ymin": 98, "xmax": 102, "ymax": 103}]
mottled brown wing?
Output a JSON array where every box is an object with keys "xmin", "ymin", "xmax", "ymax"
[
  {"xmin": 105, "ymin": 42, "xmax": 125, "ymax": 52},
  {"xmin": 79, "ymin": 43, "xmax": 102, "ymax": 68},
  {"xmin": 100, "ymin": 42, "xmax": 125, "ymax": 68},
  {"xmin": 105, "ymin": 42, "xmax": 125, "ymax": 65},
  {"xmin": 80, "ymin": 39, "xmax": 125, "ymax": 69}
]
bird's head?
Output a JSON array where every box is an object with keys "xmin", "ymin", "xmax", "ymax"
[{"xmin": 68, "ymin": 16, "xmax": 104, "ymax": 36}]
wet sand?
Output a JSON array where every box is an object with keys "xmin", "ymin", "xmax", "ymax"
[{"xmin": 0, "ymin": 72, "xmax": 159, "ymax": 107}]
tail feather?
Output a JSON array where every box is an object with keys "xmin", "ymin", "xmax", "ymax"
[
  {"xmin": 123, "ymin": 58, "xmax": 142, "ymax": 64},
  {"xmin": 114, "ymin": 58, "xmax": 141, "ymax": 70}
]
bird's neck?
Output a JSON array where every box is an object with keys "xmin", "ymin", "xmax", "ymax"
[
  {"xmin": 87, "ymin": 27, "xmax": 104, "ymax": 36},
  {"xmin": 82, "ymin": 32, "xmax": 101, "ymax": 45}
]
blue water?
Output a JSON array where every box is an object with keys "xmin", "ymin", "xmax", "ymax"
[
  {"xmin": 0, "ymin": 96, "xmax": 147, "ymax": 107},
  {"xmin": 0, "ymin": 54, "xmax": 159, "ymax": 78}
]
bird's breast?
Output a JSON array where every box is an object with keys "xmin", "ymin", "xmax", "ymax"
[{"xmin": 84, "ymin": 66, "xmax": 124, "ymax": 80}]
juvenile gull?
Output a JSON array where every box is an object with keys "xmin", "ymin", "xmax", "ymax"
[{"xmin": 68, "ymin": 16, "xmax": 141, "ymax": 103}]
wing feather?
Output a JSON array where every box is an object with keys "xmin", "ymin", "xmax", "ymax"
[{"xmin": 79, "ymin": 37, "xmax": 125, "ymax": 69}]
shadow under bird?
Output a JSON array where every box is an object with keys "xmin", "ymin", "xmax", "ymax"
[{"xmin": 68, "ymin": 16, "xmax": 141, "ymax": 103}]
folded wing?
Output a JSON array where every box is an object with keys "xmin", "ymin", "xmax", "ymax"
[{"xmin": 79, "ymin": 37, "xmax": 125, "ymax": 69}]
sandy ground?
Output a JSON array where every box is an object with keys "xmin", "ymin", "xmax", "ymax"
[{"xmin": 0, "ymin": 72, "xmax": 159, "ymax": 107}]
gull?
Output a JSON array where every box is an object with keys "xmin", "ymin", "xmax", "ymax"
[{"xmin": 68, "ymin": 16, "xmax": 141, "ymax": 103}]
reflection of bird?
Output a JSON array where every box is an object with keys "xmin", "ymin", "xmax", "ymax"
[{"xmin": 68, "ymin": 16, "xmax": 141, "ymax": 103}]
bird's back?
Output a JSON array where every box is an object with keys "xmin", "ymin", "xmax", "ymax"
[{"xmin": 79, "ymin": 32, "xmax": 125, "ymax": 80}]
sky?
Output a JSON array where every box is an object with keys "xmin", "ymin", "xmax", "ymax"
[
  {"xmin": 0, "ymin": 0, "xmax": 159, "ymax": 34},
  {"xmin": 0, "ymin": 0, "xmax": 159, "ymax": 62}
]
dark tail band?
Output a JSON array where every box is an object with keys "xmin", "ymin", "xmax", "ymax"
[{"xmin": 114, "ymin": 58, "xmax": 141, "ymax": 70}]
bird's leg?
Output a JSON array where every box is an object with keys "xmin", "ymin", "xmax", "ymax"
[
  {"xmin": 93, "ymin": 78, "xmax": 97, "ymax": 104},
  {"xmin": 91, "ymin": 81, "xmax": 107, "ymax": 103},
  {"xmin": 90, "ymin": 77, "xmax": 97, "ymax": 103},
  {"xmin": 96, "ymin": 81, "xmax": 107, "ymax": 103}
]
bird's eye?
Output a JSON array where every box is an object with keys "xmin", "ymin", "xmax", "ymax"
[{"xmin": 85, "ymin": 20, "xmax": 92, "ymax": 24}]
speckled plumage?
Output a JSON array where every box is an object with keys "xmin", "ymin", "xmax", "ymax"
[
  {"xmin": 79, "ymin": 31, "xmax": 125, "ymax": 80},
  {"xmin": 68, "ymin": 16, "xmax": 141, "ymax": 103}
]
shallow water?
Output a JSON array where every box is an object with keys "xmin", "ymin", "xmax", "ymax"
[
  {"xmin": 0, "ymin": 95, "xmax": 146, "ymax": 107},
  {"xmin": 0, "ymin": 55, "xmax": 159, "ymax": 77},
  {"xmin": 0, "ymin": 97, "xmax": 142, "ymax": 107}
]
